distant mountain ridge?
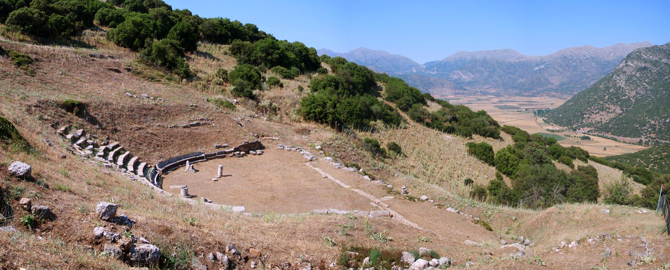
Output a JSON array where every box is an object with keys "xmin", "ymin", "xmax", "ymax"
[
  {"xmin": 546, "ymin": 42, "xmax": 670, "ymax": 142},
  {"xmin": 319, "ymin": 42, "xmax": 654, "ymax": 96}
]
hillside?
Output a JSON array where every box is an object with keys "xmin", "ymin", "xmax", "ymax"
[
  {"xmin": 546, "ymin": 42, "xmax": 670, "ymax": 142},
  {"xmin": 606, "ymin": 144, "xmax": 670, "ymax": 173},
  {"xmin": 0, "ymin": 1, "xmax": 669, "ymax": 269},
  {"xmin": 322, "ymin": 42, "xmax": 652, "ymax": 96}
]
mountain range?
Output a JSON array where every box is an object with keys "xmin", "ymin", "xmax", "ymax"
[
  {"xmin": 318, "ymin": 41, "xmax": 653, "ymax": 96},
  {"xmin": 546, "ymin": 42, "xmax": 670, "ymax": 141}
]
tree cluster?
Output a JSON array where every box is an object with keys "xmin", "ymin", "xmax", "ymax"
[{"xmin": 2, "ymin": 0, "xmax": 107, "ymax": 39}]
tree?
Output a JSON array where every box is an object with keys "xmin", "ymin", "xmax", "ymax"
[
  {"xmin": 267, "ymin": 76, "xmax": 282, "ymax": 88},
  {"xmin": 106, "ymin": 13, "xmax": 155, "ymax": 50},
  {"xmin": 229, "ymin": 64, "xmax": 262, "ymax": 90},
  {"xmin": 95, "ymin": 7, "xmax": 125, "ymax": 27},
  {"xmin": 487, "ymin": 179, "xmax": 515, "ymax": 205},
  {"xmin": 140, "ymin": 38, "xmax": 191, "ymax": 78},
  {"xmin": 5, "ymin": 7, "xmax": 46, "ymax": 36},
  {"xmin": 495, "ymin": 148, "xmax": 520, "ymax": 177},
  {"xmin": 603, "ymin": 176, "xmax": 633, "ymax": 205},
  {"xmin": 149, "ymin": 7, "xmax": 176, "ymax": 39},
  {"xmin": 167, "ymin": 22, "xmax": 199, "ymax": 52},
  {"xmin": 466, "ymin": 142, "xmax": 495, "ymax": 166}
]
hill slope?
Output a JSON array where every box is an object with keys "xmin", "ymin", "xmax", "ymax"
[
  {"xmin": 605, "ymin": 144, "xmax": 670, "ymax": 173},
  {"xmin": 546, "ymin": 42, "xmax": 670, "ymax": 141}
]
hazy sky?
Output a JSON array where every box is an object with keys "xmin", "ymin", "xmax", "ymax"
[{"xmin": 164, "ymin": 0, "xmax": 670, "ymax": 64}]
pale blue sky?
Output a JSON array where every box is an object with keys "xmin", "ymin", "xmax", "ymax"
[{"xmin": 164, "ymin": 0, "xmax": 670, "ymax": 63}]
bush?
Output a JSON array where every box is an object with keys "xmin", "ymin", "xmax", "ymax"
[
  {"xmin": 464, "ymin": 178, "xmax": 474, "ymax": 186},
  {"xmin": 603, "ymin": 176, "xmax": 633, "ymax": 205},
  {"xmin": 470, "ymin": 184, "xmax": 488, "ymax": 201},
  {"xmin": 208, "ymin": 98, "xmax": 236, "ymax": 111},
  {"xmin": 106, "ymin": 12, "xmax": 155, "ymax": 50},
  {"xmin": 558, "ymin": 155, "xmax": 574, "ymax": 168},
  {"xmin": 215, "ymin": 69, "xmax": 228, "ymax": 81},
  {"xmin": 271, "ymin": 66, "xmax": 300, "ymax": 79},
  {"xmin": 317, "ymin": 66, "xmax": 328, "ymax": 75},
  {"xmin": 21, "ymin": 214, "xmax": 37, "ymax": 229},
  {"xmin": 229, "ymin": 64, "xmax": 263, "ymax": 90},
  {"xmin": 487, "ymin": 179, "xmax": 515, "ymax": 205},
  {"xmin": 495, "ymin": 148, "xmax": 520, "ymax": 177},
  {"xmin": 566, "ymin": 170, "xmax": 599, "ymax": 203},
  {"xmin": 140, "ymin": 38, "xmax": 191, "ymax": 78},
  {"xmin": 167, "ymin": 21, "xmax": 199, "ymax": 52},
  {"xmin": 61, "ymin": 99, "xmax": 84, "ymax": 114},
  {"xmin": 362, "ymin": 138, "xmax": 385, "ymax": 158},
  {"xmin": 230, "ymin": 79, "xmax": 255, "ymax": 99},
  {"xmin": 466, "ymin": 142, "xmax": 495, "ymax": 166},
  {"xmin": 94, "ymin": 7, "xmax": 124, "ymax": 27},
  {"xmin": 0, "ymin": 45, "xmax": 6, "ymax": 56},
  {"xmin": 267, "ymin": 76, "xmax": 283, "ymax": 88},
  {"xmin": 386, "ymin": 142, "xmax": 402, "ymax": 156}
]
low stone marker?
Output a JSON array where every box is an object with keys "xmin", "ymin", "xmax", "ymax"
[
  {"xmin": 184, "ymin": 161, "xmax": 190, "ymax": 172},
  {"xmin": 217, "ymin": 165, "xmax": 223, "ymax": 178},
  {"xmin": 180, "ymin": 186, "xmax": 189, "ymax": 197}
]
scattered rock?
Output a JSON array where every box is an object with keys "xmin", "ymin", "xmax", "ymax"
[
  {"xmin": 464, "ymin": 240, "xmax": 482, "ymax": 247},
  {"xmin": 217, "ymin": 252, "xmax": 229, "ymax": 269},
  {"xmin": 139, "ymin": 237, "xmax": 151, "ymax": 244},
  {"xmin": 60, "ymin": 154, "xmax": 67, "ymax": 159},
  {"xmin": 8, "ymin": 161, "xmax": 32, "ymax": 178},
  {"xmin": 569, "ymin": 241, "xmax": 578, "ymax": 248},
  {"xmin": 96, "ymin": 202, "xmax": 119, "ymax": 221},
  {"xmin": 93, "ymin": 227, "xmax": 106, "ymax": 238},
  {"xmin": 500, "ymin": 239, "xmax": 507, "ymax": 245},
  {"xmin": 419, "ymin": 247, "xmax": 432, "ymax": 256},
  {"xmin": 603, "ymin": 248, "xmax": 612, "ymax": 259},
  {"xmin": 523, "ymin": 239, "xmax": 531, "ymax": 246},
  {"xmin": 429, "ymin": 258, "xmax": 439, "ymax": 267},
  {"xmin": 31, "ymin": 205, "xmax": 56, "ymax": 220},
  {"xmin": 439, "ymin": 257, "xmax": 451, "ymax": 267},
  {"xmin": 104, "ymin": 244, "xmax": 124, "ymax": 260},
  {"xmin": 19, "ymin": 198, "xmax": 32, "ymax": 211},
  {"xmin": 420, "ymin": 195, "xmax": 429, "ymax": 201},
  {"xmin": 249, "ymin": 248, "xmax": 261, "ymax": 258},
  {"xmin": 104, "ymin": 231, "xmax": 120, "ymax": 242},
  {"xmin": 127, "ymin": 244, "xmax": 160, "ymax": 267},
  {"xmin": 410, "ymin": 259, "xmax": 429, "ymax": 270},
  {"xmin": 559, "ymin": 241, "xmax": 567, "ymax": 248},
  {"xmin": 401, "ymin": 251, "xmax": 416, "ymax": 264},
  {"xmin": 601, "ymin": 209, "xmax": 611, "ymax": 214}
]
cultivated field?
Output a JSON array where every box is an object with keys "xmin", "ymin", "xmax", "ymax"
[{"xmin": 439, "ymin": 95, "xmax": 648, "ymax": 157}]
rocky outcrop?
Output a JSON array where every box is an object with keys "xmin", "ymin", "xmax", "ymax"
[{"xmin": 8, "ymin": 161, "xmax": 31, "ymax": 178}]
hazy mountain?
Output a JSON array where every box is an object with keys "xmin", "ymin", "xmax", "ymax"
[
  {"xmin": 423, "ymin": 42, "xmax": 653, "ymax": 96},
  {"xmin": 321, "ymin": 42, "xmax": 653, "ymax": 97},
  {"xmin": 546, "ymin": 42, "xmax": 670, "ymax": 141},
  {"xmin": 318, "ymin": 47, "xmax": 423, "ymax": 74}
]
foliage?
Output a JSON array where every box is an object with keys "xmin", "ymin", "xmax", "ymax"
[
  {"xmin": 9, "ymin": 50, "xmax": 33, "ymax": 71},
  {"xmin": 230, "ymin": 38, "xmax": 320, "ymax": 72},
  {"xmin": 94, "ymin": 7, "xmax": 125, "ymax": 27},
  {"xmin": 464, "ymin": 178, "xmax": 474, "ymax": 186},
  {"xmin": 267, "ymin": 76, "xmax": 283, "ymax": 88},
  {"xmin": 466, "ymin": 142, "xmax": 495, "ymax": 166},
  {"xmin": 0, "ymin": 115, "xmax": 32, "ymax": 153},
  {"xmin": 603, "ymin": 176, "xmax": 633, "ymax": 205},
  {"xmin": 386, "ymin": 142, "xmax": 402, "ymax": 156},
  {"xmin": 20, "ymin": 214, "xmax": 36, "ymax": 229},
  {"xmin": 229, "ymin": 64, "xmax": 263, "ymax": 99},
  {"xmin": 61, "ymin": 99, "xmax": 84, "ymax": 114},
  {"xmin": 362, "ymin": 138, "xmax": 386, "ymax": 158},
  {"xmin": 208, "ymin": 98, "xmax": 236, "ymax": 111},
  {"xmin": 106, "ymin": 12, "xmax": 155, "ymax": 50},
  {"xmin": 215, "ymin": 68, "xmax": 228, "ymax": 82},
  {"xmin": 140, "ymin": 38, "xmax": 191, "ymax": 78},
  {"xmin": 381, "ymin": 77, "xmax": 426, "ymax": 111},
  {"xmin": 0, "ymin": 44, "xmax": 6, "ymax": 56},
  {"xmin": 167, "ymin": 21, "xmax": 199, "ymax": 52},
  {"xmin": 270, "ymin": 66, "xmax": 300, "ymax": 79},
  {"xmin": 5, "ymin": 0, "xmax": 108, "ymax": 38},
  {"xmin": 470, "ymin": 184, "xmax": 488, "ymax": 201},
  {"xmin": 558, "ymin": 155, "xmax": 574, "ymax": 168},
  {"xmin": 495, "ymin": 148, "xmax": 520, "ymax": 177},
  {"xmin": 487, "ymin": 179, "xmax": 515, "ymax": 205},
  {"xmin": 605, "ymin": 144, "xmax": 670, "ymax": 174}
]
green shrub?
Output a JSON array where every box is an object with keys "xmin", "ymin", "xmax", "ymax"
[
  {"xmin": 0, "ymin": 116, "xmax": 32, "ymax": 153},
  {"xmin": 215, "ymin": 68, "xmax": 228, "ymax": 81},
  {"xmin": 140, "ymin": 38, "xmax": 191, "ymax": 78},
  {"xmin": 94, "ymin": 7, "xmax": 125, "ymax": 27},
  {"xmin": 317, "ymin": 66, "xmax": 328, "ymax": 75},
  {"xmin": 106, "ymin": 12, "xmax": 155, "ymax": 50},
  {"xmin": 229, "ymin": 64, "xmax": 263, "ymax": 90},
  {"xmin": 208, "ymin": 98, "xmax": 236, "ymax": 111},
  {"xmin": 267, "ymin": 76, "xmax": 283, "ymax": 88},
  {"xmin": 0, "ymin": 45, "xmax": 6, "ymax": 56},
  {"xmin": 558, "ymin": 155, "xmax": 574, "ymax": 168},
  {"xmin": 271, "ymin": 66, "xmax": 300, "ymax": 79},
  {"xmin": 495, "ymin": 148, "xmax": 520, "ymax": 177},
  {"xmin": 387, "ymin": 142, "xmax": 402, "ymax": 156},
  {"xmin": 470, "ymin": 184, "xmax": 488, "ymax": 201},
  {"xmin": 464, "ymin": 178, "xmax": 474, "ymax": 186},
  {"xmin": 362, "ymin": 138, "xmax": 386, "ymax": 158},
  {"xmin": 21, "ymin": 214, "xmax": 37, "ymax": 229},
  {"xmin": 9, "ymin": 51, "xmax": 33, "ymax": 70},
  {"xmin": 566, "ymin": 170, "xmax": 599, "ymax": 203},
  {"xmin": 487, "ymin": 179, "xmax": 515, "ymax": 205},
  {"xmin": 61, "ymin": 99, "xmax": 84, "ymax": 114},
  {"xmin": 466, "ymin": 142, "xmax": 495, "ymax": 166},
  {"xmin": 603, "ymin": 176, "xmax": 633, "ymax": 205},
  {"xmin": 167, "ymin": 21, "xmax": 199, "ymax": 52}
]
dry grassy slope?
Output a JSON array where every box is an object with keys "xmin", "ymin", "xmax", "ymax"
[{"xmin": 0, "ymin": 30, "xmax": 669, "ymax": 269}]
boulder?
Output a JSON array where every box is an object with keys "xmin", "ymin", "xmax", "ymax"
[
  {"xmin": 420, "ymin": 195, "xmax": 429, "ymax": 201},
  {"xmin": 429, "ymin": 258, "xmax": 439, "ymax": 267},
  {"xmin": 104, "ymin": 231, "xmax": 120, "ymax": 242},
  {"xmin": 93, "ymin": 227, "xmax": 106, "ymax": 238},
  {"xmin": 96, "ymin": 202, "xmax": 119, "ymax": 221},
  {"xmin": 438, "ymin": 257, "xmax": 451, "ymax": 267},
  {"xmin": 104, "ymin": 244, "xmax": 124, "ymax": 260},
  {"xmin": 401, "ymin": 251, "xmax": 416, "ymax": 264},
  {"xmin": 31, "ymin": 205, "xmax": 55, "ymax": 220},
  {"xmin": 217, "ymin": 252, "xmax": 229, "ymax": 269},
  {"xmin": 128, "ymin": 244, "xmax": 160, "ymax": 267},
  {"xmin": 8, "ymin": 161, "xmax": 31, "ymax": 178},
  {"xmin": 410, "ymin": 259, "xmax": 429, "ymax": 270},
  {"xmin": 19, "ymin": 198, "xmax": 32, "ymax": 211}
]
